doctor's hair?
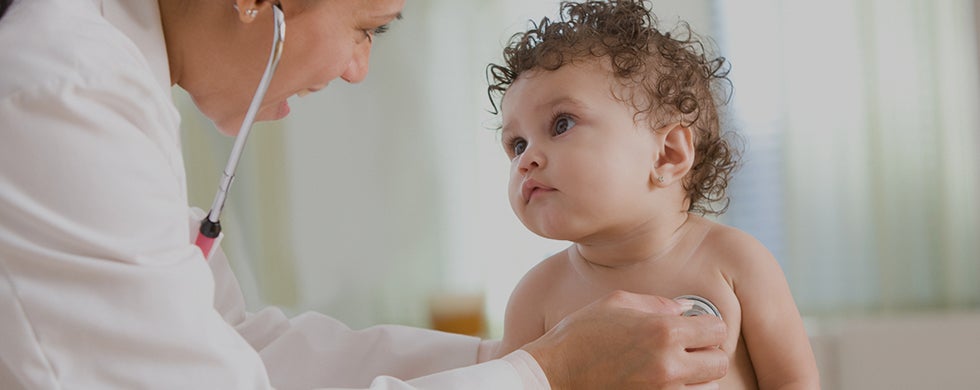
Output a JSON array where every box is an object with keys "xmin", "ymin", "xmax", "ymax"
[
  {"xmin": 0, "ymin": 0, "xmax": 11, "ymax": 20},
  {"xmin": 486, "ymin": 0, "xmax": 740, "ymax": 215}
]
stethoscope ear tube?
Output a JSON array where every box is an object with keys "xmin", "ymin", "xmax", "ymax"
[{"xmin": 195, "ymin": 4, "xmax": 286, "ymax": 259}]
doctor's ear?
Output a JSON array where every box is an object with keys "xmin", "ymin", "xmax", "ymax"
[
  {"xmin": 234, "ymin": 0, "xmax": 278, "ymax": 23},
  {"xmin": 651, "ymin": 123, "xmax": 695, "ymax": 187}
]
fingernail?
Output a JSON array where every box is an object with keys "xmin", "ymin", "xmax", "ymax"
[{"xmin": 677, "ymin": 300, "xmax": 695, "ymax": 313}]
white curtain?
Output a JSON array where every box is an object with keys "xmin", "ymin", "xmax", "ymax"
[{"xmin": 719, "ymin": 0, "xmax": 980, "ymax": 314}]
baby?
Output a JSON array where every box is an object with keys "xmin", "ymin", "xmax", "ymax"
[{"xmin": 487, "ymin": 1, "xmax": 819, "ymax": 388}]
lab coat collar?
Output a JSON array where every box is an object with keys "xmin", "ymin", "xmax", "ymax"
[{"xmin": 98, "ymin": 0, "xmax": 172, "ymax": 94}]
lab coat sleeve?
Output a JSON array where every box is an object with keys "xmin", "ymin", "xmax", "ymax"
[
  {"xmin": 203, "ymin": 211, "xmax": 549, "ymax": 389},
  {"xmin": 0, "ymin": 59, "xmax": 274, "ymax": 388}
]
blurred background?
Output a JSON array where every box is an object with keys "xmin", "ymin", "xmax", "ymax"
[{"xmin": 177, "ymin": 0, "xmax": 980, "ymax": 388}]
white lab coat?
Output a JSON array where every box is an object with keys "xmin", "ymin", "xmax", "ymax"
[{"xmin": 0, "ymin": 0, "xmax": 547, "ymax": 388}]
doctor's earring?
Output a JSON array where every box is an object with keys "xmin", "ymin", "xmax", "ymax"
[{"xmin": 232, "ymin": 4, "xmax": 259, "ymax": 20}]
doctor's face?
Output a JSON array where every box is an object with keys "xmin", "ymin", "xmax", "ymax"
[{"xmin": 197, "ymin": 0, "xmax": 405, "ymax": 135}]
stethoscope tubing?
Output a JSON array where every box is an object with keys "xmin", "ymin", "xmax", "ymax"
[{"xmin": 195, "ymin": 5, "xmax": 285, "ymax": 257}]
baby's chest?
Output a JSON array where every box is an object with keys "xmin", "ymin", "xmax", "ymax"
[{"xmin": 542, "ymin": 265, "xmax": 741, "ymax": 333}]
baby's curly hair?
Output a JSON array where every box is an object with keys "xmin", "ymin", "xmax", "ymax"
[{"xmin": 487, "ymin": 0, "xmax": 740, "ymax": 215}]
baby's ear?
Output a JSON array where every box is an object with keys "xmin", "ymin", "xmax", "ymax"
[{"xmin": 652, "ymin": 124, "xmax": 695, "ymax": 187}]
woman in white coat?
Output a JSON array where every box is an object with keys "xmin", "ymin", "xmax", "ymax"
[{"xmin": 0, "ymin": 0, "xmax": 728, "ymax": 388}]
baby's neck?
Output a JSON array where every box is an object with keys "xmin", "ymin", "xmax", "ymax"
[{"xmin": 573, "ymin": 211, "xmax": 693, "ymax": 269}]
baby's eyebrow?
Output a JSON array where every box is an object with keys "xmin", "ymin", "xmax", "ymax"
[
  {"xmin": 546, "ymin": 96, "xmax": 587, "ymax": 111},
  {"xmin": 498, "ymin": 95, "xmax": 587, "ymax": 138},
  {"xmin": 500, "ymin": 122, "xmax": 513, "ymax": 137}
]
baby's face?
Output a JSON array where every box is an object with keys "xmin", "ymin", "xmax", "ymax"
[{"xmin": 500, "ymin": 58, "xmax": 663, "ymax": 241}]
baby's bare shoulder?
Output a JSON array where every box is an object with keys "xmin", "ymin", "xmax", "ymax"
[
  {"xmin": 691, "ymin": 216, "xmax": 778, "ymax": 274},
  {"xmin": 693, "ymin": 216, "xmax": 765, "ymax": 251},
  {"xmin": 508, "ymin": 247, "xmax": 574, "ymax": 299}
]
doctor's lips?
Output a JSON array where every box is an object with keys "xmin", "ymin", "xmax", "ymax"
[
  {"xmin": 521, "ymin": 178, "xmax": 555, "ymax": 203},
  {"xmin": 295, "ymin": 85, "xmax": 326, "ymax": 98}
]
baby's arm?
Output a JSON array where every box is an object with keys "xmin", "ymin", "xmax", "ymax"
[
  {"xmin": 726, "ymin": 231, "xmax": 820, "ymax": 389},
  {"xmin": 494, "ymin": 258, "xmax": 556, "ymax": 359}
]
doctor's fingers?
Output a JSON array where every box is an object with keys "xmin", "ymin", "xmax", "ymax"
[
  {"xmin": 676, "ymin": 345, "xmax": 728, "ymax": 387},
  {"xmin": 638, "ymin": 314, "xmax": 728, "ymax": 386},
  {"xmin": 673, "ymin": 314, "xmax": 727, "ymax": 350},
  {"xmin": 596, "ymin": 290, "xmax": 688, "ymax": 316},
  {"xmin": 682, "ymin": 382, "xmax": 722, "ymax": 390}
]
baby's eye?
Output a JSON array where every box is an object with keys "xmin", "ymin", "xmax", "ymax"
[
  {"xmin": 553, "ymin": 115, "xmax": 576, "ymax": 135},
  {"xmin": 512, "ymin": 139, "xmax": 528, "ymax": 156}
]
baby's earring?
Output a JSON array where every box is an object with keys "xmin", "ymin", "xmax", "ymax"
[{"xmin": 657, "ymin": 175, "xmax": 665, "ymax": 184}]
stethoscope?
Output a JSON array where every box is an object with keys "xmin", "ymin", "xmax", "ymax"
[
  {"xmin": 186, "ymin": 4, "xmax": 727, "ymax": 322},
  {"xmin": 195, "ymin": 4, "xmax": 285, "ymax": 258},
  {"xmin": 676, "ymin": 295, "xmax": 722, "ymax": 319}
]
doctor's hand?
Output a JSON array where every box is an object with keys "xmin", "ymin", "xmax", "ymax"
[{"xmin": 521, "ymin": 290, "xmax": 728, "ymax": 390}]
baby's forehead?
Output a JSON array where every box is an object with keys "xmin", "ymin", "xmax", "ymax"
[
  {"xmin": 526, "ymin": 59, "xmax": 657, "ymax": 104},
  {"xmin": 500, "ymin": 60, "xmax": 614, "ymax": 106},
  {"xmin": 500, "ymin": 77, "xmax": 659, "ymax": 135}
]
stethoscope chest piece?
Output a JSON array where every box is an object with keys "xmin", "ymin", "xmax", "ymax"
[{"xmin": 675, "ymin": 295, "xmax": 722, "ymax": 319}]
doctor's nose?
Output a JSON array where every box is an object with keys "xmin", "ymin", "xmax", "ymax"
[{"xmin": 341, "ymin": 40, "xmax": 372, "ymax": 83}]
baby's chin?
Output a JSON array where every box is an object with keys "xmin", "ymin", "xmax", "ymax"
[{"xmin": 521, "ymin": 217, "xmax": 574, "ymax": 241}]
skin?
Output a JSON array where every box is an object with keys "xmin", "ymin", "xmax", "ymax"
[
  {"xmin": 160, "ymin": 0, "xmax": 404, "ymax": 134},
  {"xmin": 498, "ymin": 58, "xmax": 820, "ymax": 389},
  {"xmin": 158, "ymin": 1, "xmax": 730, "ymax": 387}
]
